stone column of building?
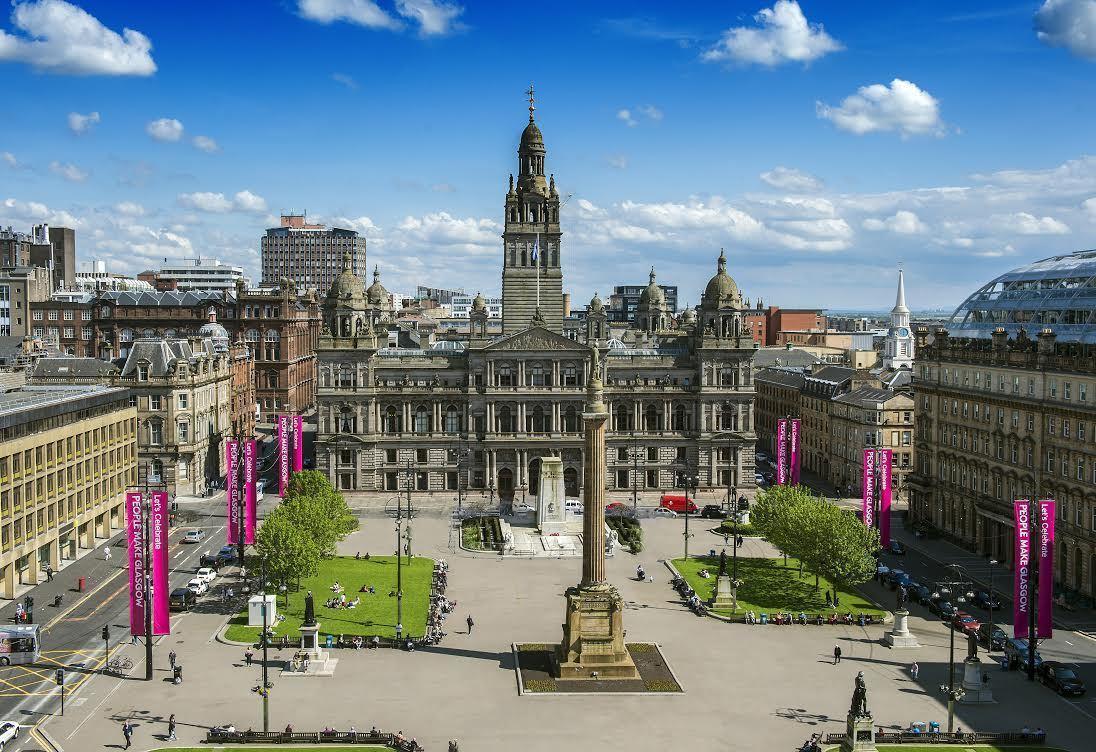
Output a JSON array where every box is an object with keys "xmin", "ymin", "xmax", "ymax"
[{"xmin": 581, "ymin": 357, "xmax": 609, "ymax": 587}]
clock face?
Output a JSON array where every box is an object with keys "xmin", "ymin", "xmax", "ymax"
[{"xmin": 897, "ymin": 327, "xmax": 909, "ymax": 338}]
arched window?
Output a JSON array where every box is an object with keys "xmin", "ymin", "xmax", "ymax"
[
  {"xmin": 444, "ymin": 405, "xmax": 460, "ymax": 434},
  {"xmin": 498, "ymin": 406, "xmax": 513, "ymax": 433},
  {"xmin": 530, "ymin": 365, "xmax": 546, "ymax": 386},
  {"xmin": 383, "ymin": 407, "xmax": 400, "ymax": 434},
  {"xmin": 339, "ymin": 409, "xmax": 356, "ymax": 433},
  {"xmin": 264, "ymin": 329, "xmax": 280, "ymax": 361},
  {"xmin": 531, "ymin": 406, "xmax": 547, "ymax": 433},
  {"xmin": 245, "ymin": 329, "xmax": 260, "ymax": 343},
  {"xmin": 177, "ymin": 419, "xmax": 190, "ymax": 443},
  {"xmin": 266, "ymin": 371, "xmax": 279, "ymax": 389},
  {"xmin": 414, "ymin": 406, "xmax": 430, "ymax": 434},
  {"xmin": 497, "ymin": 365, "xmax": 513, "ymax": 387},
  {"xmin": 644, "ymin": 405, "xmax": 659, "ymax": 431},
  {"xmin": 564, "ymin": 406, "xmax": 578, "ymax": 433},
  {"xmin": 673, "ymin": 405, "xmax": 688, "ymax": 431},
  {"xmin": 720, "ymin": 403, "xmax": 737, "ymax": 431},
  {"xmin": 120, "ymin": 328, "xmax": 134, "ymax": 343}
]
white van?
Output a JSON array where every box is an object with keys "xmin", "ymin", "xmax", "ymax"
[{"xmin": 564, "ymin": 499, "xmax": 584, "ymax": 515}]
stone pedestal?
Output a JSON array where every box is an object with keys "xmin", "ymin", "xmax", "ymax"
[
  {"xmin": 883, "ymin": 610, "xmax": 920, "ymax": 648},
  {"xmin": 537, "ymin": 456, "xmax": 567, "ymax": 535},
  {"xmin": 710, "ymin": 574, "xmax": 737, "ymax": 612},
  {"xmin": 840, "ymin": 713, "xmax": 878, "ymax": 752},
  {"xmin": 959, "ymin": 657, "xmax": 995, "ymax": 703},
  {"xmin": 556, "ymin": 585, "xmax": 638, "ymax": 680},
  {"xmin": 283, "ymin": 622, "xmax": 338, "ymax": 677}
]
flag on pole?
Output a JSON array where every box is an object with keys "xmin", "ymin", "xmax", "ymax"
[
  {"xmin": 532, "ymin": 234, "xmax": 541, "ymax": 309},
  {"xmin": 531, "ymin": 234, "xmax": 539, "ymax": 262}
]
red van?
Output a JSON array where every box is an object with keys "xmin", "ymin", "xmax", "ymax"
[{"xmin": 659, "ymin": 494, "xmax": 698, "ymax": 515}]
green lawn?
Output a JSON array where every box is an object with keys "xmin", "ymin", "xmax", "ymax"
[
  {"xmin": 672, "ymin": 555, "xmax": 884, "ymax": 619},
  {"xmin": 827, "ymin": 747, "xmax": 1067, "ymax": 752},
  {"xmin": 223, "ymin": 555, "xmax": 435, "ymax": 642},
  {"xmin": 153, "ymin": 749, "xmax": 390, "ymax": 752}
]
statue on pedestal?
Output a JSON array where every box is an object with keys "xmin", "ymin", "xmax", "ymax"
[
  {"xmin": 896, "ymin": 584, "xmax": 907, "ymax": 612},
  {"xmin": 718, "ymin": 549, "xmax": 728, "ymax": 577},
  {"xmin": 849, "ymin": 671, "xmax": 869, "ymax": 717},
  {"xmin": 967, "ymin": 630, "xmax": 979, "ymax": 661},
  {"xmin": 303, "ymin": 591, "xmax": 316, "ymax": 627}
]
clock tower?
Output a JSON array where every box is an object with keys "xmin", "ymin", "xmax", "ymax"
[{"xmin": 882, "ymin": 268, "xmax": 914, "ymax": 370}]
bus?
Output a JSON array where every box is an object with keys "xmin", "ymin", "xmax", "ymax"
[{"xmin": 0, "ymin": 624, "xmax": 41, "ymax": 665}]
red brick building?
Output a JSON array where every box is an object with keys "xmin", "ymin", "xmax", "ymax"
[{"xmin": 743, "ymin": 306, "xmax": 827, "ymax": 346}]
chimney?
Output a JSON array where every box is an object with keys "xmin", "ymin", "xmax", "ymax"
[
  {"xmin": 562, "ymin": 293, "xmax": 571, "ymax": 317},
  {"xmin": 914, "ymin": 325, "xmax": 929, "ymax": 350},
  {"xmin": 991, "ymin": 326, "xmax": 1008, "ymax": 351},
  {"xmin": 1037, "ymin": 327, "xmax": 1057, "ymax": 356}
]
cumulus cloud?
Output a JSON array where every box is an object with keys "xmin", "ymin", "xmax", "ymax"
[
  {"xmin": 617, "ymin": 104, "xmax": 662, "ymax": 127},
  {"xmin": 191, "ymin": 135, "xmax": 219, "ymax": 153},
  {"xmin": 67, "ymin": 110, "xmax": 100, "ymax": 134},
  {"xmin": 616, "ymin": 109, "xmax": 636, "ymax": 127},
  {"xmin": 862, "ymin": 210, "xmax": 927, "ymax": 234},
  {"xmin": 395, "ymin": 212, "xmax": 500, "ymax": 255},
  {"xmin": 0, "ymin": 0, "xmax": 155, "ymax": 76},
  {"xmin": 637, "ymin": 104, "xmax": 663, "ymax": 121},
  {"xmin": 177, "ymin": 190, "xmax": 267, "ymax": 214},
  {"xmin": 114, "ymin": 201, "xmax": 145, "ymax": 217},
  {"xmin": 702, "ymin": 0, "xmax": 842, "ymax": 66},
  {"xmin": 1083, "ymin": 196, "xmax": 1096, "ymax": 216},
  {"xmin": 1, "ymin": 197, "xmax": 82, "ymax": 228},
  {"xmin": 332, "ymin": 72, "xmax": 358, "ymax": 89},
  {"xmin": 760, "ymin": 166, "xmax": 823, "ymax": 192},
  {"xmin": 298, "ymin": 0, "xmax": 464, "ymax": 36},
  {"xmin": 993, "ymin": 212, "xmax": 1070, "ymax": 235},
  {"xmin": 146, "ymin": 118, "xmax": 184, "ymax": 142},
  {"xmin": 606, "ymin": 154, "xmax": 629, "ymax": 170},
  {"xmin": 1, "ymin": 151, "xmax": 19, "ymax": 169},
  {"xmin": 1035, "ymin": 0, "xmax": 1096, "ymax": 60},
  {"xmin": 49, "ymin": 160, "xmax": 88, "ymax": 182},
  {"xmin": 817, "ymin": 79, "xmax": 945, "ymax": 137}
]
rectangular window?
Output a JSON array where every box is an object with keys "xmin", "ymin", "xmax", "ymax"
[
  {"xmin": 416, "ymin": 472, "xmax": 428, "ymax": 490},
  {"xmin": 32, "ymin": 310, "xmax": 42, "ymax": 321},
  {"xmin": 1065, "ymin": 382, "xmax": 1072, "ymax": 400},
  {"xmin": 1050, "ymin": 379, "xmax": 1058, "ymax": 398},
  {"xmin": 646, "ymin": 447, "xmax": 658, "ymax": 462},
  {"xmin": 47, "ymin": 310, "xmax": 57, "ymax": 321},
  {"xmin": 616, "ymin": 470, "xmax": 629, "ymax": 488},
  {"xmin": 617, "ymin": 447, "xmax": 628, "ymax": 462},
  {"xmin": 416, "ymin": 448, "xmax": 428, "ymax": 464},
  {"xmin": 1029, "ymin": 378, "xmax": 1035, "ymax": 396},
  {"xmin": 385, "ymin": 448, "xmax": 397, "ymax": 464},
  {"xmin": 676, "ymin": 447, "xmax": 687, "ymax": 462},
  {"xmin": 81, "ymin": 327, "xmax": 91, "ymax": 340},
  {"xmin": 645, "ymin": 469, "xmax": 657, "ymax": 487},
  {"xmin": 150, "ymin": 395, "xmax": 161, "ymax": 410},
  {"xmin": 1081, "ymin": 383, "xmax": 1088, "ymax": 403}
]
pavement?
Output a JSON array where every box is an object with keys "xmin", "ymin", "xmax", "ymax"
[{"xmin": 17, "ymin": 506, "xmax": 1096, "ymax": 752}]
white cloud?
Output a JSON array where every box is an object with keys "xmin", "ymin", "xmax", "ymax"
[
  {"xmin": 146, "ymin": 118, "xmax": 184, "ymax": 142},
  {"xmin": 114, "ymin": 201, "xmax": 145, "ymax": 217},
  {"xmin": 49, "ymin": 160, "xmax": 88, "ymax": 182},
  {"xmin": 191, "ymin": 135, "xmax": 219, "ymax": 153},
  {"xmin": 1035, "ymin": 0, "xmax": 1096, "ymax": 60},
  {"xmin": 862, "ymin": 210, "xmax": 927, "ymax": 234},
  {"xmin": 994, "ymin": 212, "xmax": 1070, "ymax": 235},
  {"xmin": 332, "ymin": 72, "xmax": 358, "ymax": 89},
  {"xmin": 1, "ymin": 197, "xmax": 82, "ymax": 227},
  {"xmin": 1083, "ymin": 196, "xmax": 1096, "ymax": 216},
  {"xmin": 67, "ymin": 110, "xmax": 100, "ymax": 134},
  {"xmin": 637, "ymin": 104, "xmax": 663, "ymax": 121},
  {"xmin": 817, "ymin": 79, "xmax": 945, "ymax": 137},
  {"xmin": 395, "ymin": 0, "xmax": 465, "ymax": 37},
  {"xmin": 760, "ymin": 166, "xmax": 823, "ymax": 192},
  {"xmin": 1, "ymin": 151, "xmax": 19, "ymax": 168},
  {"xmin": 702, "ymin": 0, "xmax": 842, "ymax": 66},
  {"xmin": 606, "ymin": 154, "xmax": 629, "ymax": 170},
  {"xmin": 616, "ymin": 109, "xmax": 637, "ymax": 127},
  {"xmin": 177, "ymin": 190, "xmax": 267, "ymax": 214},
  {"xmin": 395, "ymin": 212, "xmax": 499, "ymax": 255},
  {"xmin": 0, "ymin": 0, "xmax": 155, "ymax": 76}
]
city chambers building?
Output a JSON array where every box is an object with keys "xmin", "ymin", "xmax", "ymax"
[{"xmin": 315, "ymin": 103, "xmax": 758, "ymax": 500}]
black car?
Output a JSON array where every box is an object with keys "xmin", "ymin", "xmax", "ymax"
[
  {"xmin": 972, "ymin": 591, "xmax": 1001, "ymax": 610},
  {"xmin": 169, "ymin": 588, "xmax": 197, "ymax": 612},
  {"xmin": 977, "ymin": 623, "xmax": 1007, "ymax": 650},
  {"xmin": 887, "ymin": 540, "xmax": 906, "ymax": 555},
  {"xmin": 1038, "ymin": 661, "xmax": 1086, "ymax": 696},
  {"xmin": 930, "ymin": 599, "xmax": 955, "ymax": 619},
  {"xmin": 909, "ymin": 583, "xmax": 932, "ymax": 605},
  {"xmin": 701, "ymin": 505, "xmax": 727, "ymax": 519}
]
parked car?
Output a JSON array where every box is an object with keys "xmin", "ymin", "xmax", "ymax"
[
  {"xmin": 754, "ymin": 473, "xmax": 767, "ymax": 486},
  {"xmin": 564, "ymin": 499, "xmax": 584, "ymax": 515},
  {"xmin": 952, "ymin": 611, "xmax": 981, "ymax": 634},
  {"xmin": 217, "ymin": 545, "xmax": 238, "ymax": 563},
  {"xmin": 186, "ymin": 578, "xmax": 208, "ymax": 596},
  {"xmin": 977, "ymin": 623, "xmax": 1007, "ymax": 650},
  {"xmin": 971, "ymin": 591, "xmax": 1001, "ymax": 611},
  {"xmin": 659, "ymin": 495, "xmax": 698, "ymax": 515},
  {"xmin": 195, "ymin": 567, "xmax": 218, "ymax": 584},
  {"xmin": 887, "ymin": 540, "xmax": 906, "ymax": 555},
  {"xmin": 930, "ymin": 599, "xmax": 955, "ymax": 619},
  {"xmin": 1037, "ymin": 661, "xmax": 1086, "ymax": 696},
  {"xmin": 756, "ymin": 451, "xmax": 770, "ymax": 463},
  {"xmin": 875, "ymin": 564, "xmax": 890, "ymax": 578},
  {"xmin": 884, "ymin": 569, "xmax": 908, "ymax": 589},
  {"xmin": 653, "ymin": 507, "xmax": 678, "ymax": 518},
  {"xmin": 182, "ymin": 529, "xmax": 205, "ymax": 544},
  {"xmin": 701, "ymin": 504, "xmax": 727, "ymax": 519},
  {"xmin": 169, "ymin": 588, "xmax": 197, "ymax": 612},
  {"xmin": 908, "ymin": 583, "xmax": 932, "ymax": 604},
  {"xmin": 511, "ymin": 502, "xmax": 535, "ymax": 515},
  {"xmin": 1005, "ymin": 638, "xmax": 1043, "ymax": 669},
  {"xmin": 0, "ymin": 721, "xmax": 19, "ymax": 749}
]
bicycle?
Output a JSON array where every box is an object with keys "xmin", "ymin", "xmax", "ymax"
[{"xmin": 105, "ymin": 656, "xmax": 134, "ymax": 676}]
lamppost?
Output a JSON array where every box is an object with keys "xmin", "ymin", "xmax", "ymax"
[
  {"xmin": 630, "ymin": 432, "xmax": 641, "ymax": 512},
  {"xmin": 242, "ymin": 558, "xmax": 282, "ymax": 733},
  {"xmin": 987, "ymin": 558, "xmax": 999, "ymax": 649},
  {"xmin": 935, "ymin": 564, "xmax": 974, "ymax": 733},
  {"xmin": 676, "ymin": 466, "xmax": 698, "ymax": 561}
]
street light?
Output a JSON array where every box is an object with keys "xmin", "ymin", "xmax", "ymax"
[
  {"xmin": 987, "ymin": 559, "xmax": 999, "ymax": 649},
  {"xmin": 676, "ymin": 467, "xmax": 698, "ymax": 561},
  {"xmin": 936, "ymin": 564, "xmax": 974, "ymax": 733}
]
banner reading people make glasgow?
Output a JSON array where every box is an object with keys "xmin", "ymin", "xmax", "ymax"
[
  {"xmin": 862, "ymin": 448, "xmax": 875, "ymax": 531},
  {"xmin": 1014, "ymin": 500, "xmax": 1031, "ymax": 639},
  {"xmin": 1038, "ymin": 499, "xmax": 1055, "ymax": 638},
  {"xmin": 879, "ymin": 449, "xmax": 893, "ymax": 548},
  {"xmin": 150, "ymin": 491, "xmax": 170, "ymax": 635},
  {"xmin": 776, "ymin": 419, "xmax": 788, "ymax": 486},
  {"xmin": 789, "ymin": 419, "xmax": 801, "ymax": 485},
  {"xmin": 293, "ymin": 415, "xmax": 304, "ymax": 473},
  {"xmin": 225, "ymin": 439, "xmax": 239, "ymax": 545},
  {"xmin": 126, "ymin": 492, "xmax": 147, "ymax": 636},
  {"xmin": 244, "ymin": 439, "xmax": 258, "ymax": 545},
  {"xmin": 278, "ymin": 415, "xmax": 290, "ymax": 496}
]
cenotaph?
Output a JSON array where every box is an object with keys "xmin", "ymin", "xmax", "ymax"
[
  {"xmin": 537, "ymin": 456, "xmax": 568, "ymax": 535},
  {"xmin": 555, "ymin": 347, "xmax": 638, "ymax": 680}
]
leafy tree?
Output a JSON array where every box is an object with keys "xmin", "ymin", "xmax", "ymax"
[
  {"xmin": 815, "ymin": 509, "xmax": 878, "ymax": 592},
  {"xmin": 254, "ymin": 507, "xmax": 321, "ymax": 592},
  {"xmin": 284, "ymin": 470, "xmax": 358, "ymax": 539}
]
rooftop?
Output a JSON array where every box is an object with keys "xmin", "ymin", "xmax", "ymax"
[{"xmin": 0, "ymin": 384, "xmax": 129, "ymax": 428}]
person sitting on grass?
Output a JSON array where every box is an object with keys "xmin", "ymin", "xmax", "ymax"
[{"xmin": 698, "ymin": 569, "xmax": 711, "ymax": 579}]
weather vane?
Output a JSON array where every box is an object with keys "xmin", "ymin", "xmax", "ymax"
[{"xmin": 526, "ymin": 83, "xmax": 535, "ymax": 121}]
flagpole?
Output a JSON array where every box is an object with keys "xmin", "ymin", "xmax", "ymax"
[{"xmin": 535, "ymin": 233, "xmax": 540, "ymax": 310}]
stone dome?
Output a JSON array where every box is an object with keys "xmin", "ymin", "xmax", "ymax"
[
  {"xmin": 472, "ymin": 291, "xmax": 487, "ymax": 312},
  {"xmin": 520, "ymin": 120, "xmax": 544, "ymax": 152},
  {"xmin": 199, "ymin": 307, "xmax": 230, "ymax": 352},
  {"xmin": 638, "ymin": 267, "xmax": 665, "ymax": 307},
  {"xmin": 589, "ymin": 292, "xmax": 604, "ymax": 313},
  {"xmin": 702, "ymin": 249, "xmax": 741, "ymax": 309},
  {"xmin": 682, "ymin": 307, "xmax": 697, "ymax": 325},
  {"xmin": 366, "ymin": 265, "xmax": 389, "ymax": 307},
  {"xmin": 326, "ymin": 252, "xmax": 367, "ymax": 306}
]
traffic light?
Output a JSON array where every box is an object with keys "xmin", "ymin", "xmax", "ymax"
[
  {"xmin": 55, "ymin": 669, "xmax": 63, "ymax": 686},
  {"xmin": 102, "ymin": 625, "xmax": 110, "ymax": 642}
]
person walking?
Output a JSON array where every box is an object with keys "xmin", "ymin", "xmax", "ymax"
[
  {"xmin": 910, "ymin": 661, "xmax": 919, "ymax": 680},
  {"xmin": 833, "ymin": 644, "xmax": 842, "ymax": 665},
  {"xmin": 167, "ymin": 714, "xmax": 177, "ymax": 741},
  {"xmin": 244, "ymin": 649, "xmax": 254, "ymax": 666},
  {"xmin": 168, "ymin": 650, "xmax": 177, "ymax": 671},
  {"xmin": 122, "ymin": 720, "xmax": 133, "ymax": 749},
  {"xmin": 104, "ymin": 545, "xmax": 112, "ymax": 562},
  {"xmin": 45, "ymin": 565, "xmax": 53, "ymax": 582},
  {"xmin": 466, "ymin": 615, "xmax": 474, "ymax": 634}
]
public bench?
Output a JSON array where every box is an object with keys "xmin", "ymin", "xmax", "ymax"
[{"xmin": 206, "ymin": 729, "xmax": 423, "ymax": 750}]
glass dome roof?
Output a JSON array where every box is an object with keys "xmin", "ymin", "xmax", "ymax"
[{"xmin": 947, "ymin": 250, "xmax": 1096, "ymax": 343}]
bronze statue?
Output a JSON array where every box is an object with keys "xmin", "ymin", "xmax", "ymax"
[
  {"xmin": 896, "ymin": 584, "xmax": 907, "ymax": 612},
  {"xmin": 718, "ymin": 549, "xmax": 728, "ymax": 577},
  {"xmin": 849, "ymin": 671, "xmax": 869, "ymax": 717},
  {"xmin": 303, "ymin": 590, "xmax": 316, "ymax": 627},
  {"xmin": 967, "ymin": 630, "xmax": 978, "ymax": 661}
]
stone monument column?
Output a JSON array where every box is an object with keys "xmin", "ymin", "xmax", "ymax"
[{"xmin": 581, "ymin": 384, "xmax": 608, "ymax": 587}]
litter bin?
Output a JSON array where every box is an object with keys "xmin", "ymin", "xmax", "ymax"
[
  {"xmin": 173, "ymin": 665, "xmax": 183, "ymax": 685},
  {"xmin": 325, "ymin": 634, "xmax": 333, "ymax": 649},
  {"xmin": 78, "ymin": 576, "xmax": 86, "ymax": 592}
]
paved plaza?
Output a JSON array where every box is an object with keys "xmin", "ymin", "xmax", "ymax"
[{"xmin": 30, "ymin": 513, "xmax": 1096, "ymax": 751}]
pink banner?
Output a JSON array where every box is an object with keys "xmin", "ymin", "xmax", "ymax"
[
  {"xmin": 862, "ymin": 448, "xmax": 875, "ymax": 531},
  {"xmin": 789, "ymin": 419, "xmax": 801, "ymax": 485},
  {"xmin": 1014, "ymin": 500, "xmax": 1031, "ymax": 639},
  {"xmin": 150, "ymin": 491, "xmax": 170, "ymax": 635},
  {"xmin": 125, "ymin": 492, "xmax": 147, "ymax": 636},
  {"xmin": 879, "ymin": 449, "xmax": 893, "ymax": 548},
  {"xmin": 244, "ymin": 439, "xmax": 257, "ymax": 545},
  {"xmin": 226, "ymin": 439, "xmax": 239, "ymax": 545},
  {"xmin": 776, "ymin": 419, "xmax": 788, "ymax": 485},
  {"xmin": 278, "ymin": 415, "xmax": 290, "ymax": 496},
  {"xmin": 293, "ymin": 415, "xmax": 304, "ymax": 473},
  {"xmin": 1038, "ymin": 500, "xmax": 1055, "ymax": 639}
]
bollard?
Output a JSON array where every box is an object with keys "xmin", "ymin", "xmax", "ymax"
[{"xmin": 78, "ymin": 576, "xmax": 86, "ymax": 592}]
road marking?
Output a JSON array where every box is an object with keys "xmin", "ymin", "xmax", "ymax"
[
  {"xmin": 1064, "ymin": 640, "xmax": 1074, "ymax": 646},
  {"xmin": 65, "ymin": 582, "xmax": 129, "ymax": 623},
  {"xmin": 1059, "ymin": 691, "xmax": 1096, "ymax": 722},
  {"xmin": 43, "ymin": 566, "xmax": 127, "ymax": 631}
]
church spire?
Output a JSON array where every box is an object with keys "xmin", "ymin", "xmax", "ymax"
[{"xmin": 892, "ymin": 267, "xmax": 909, "ymax": 314}]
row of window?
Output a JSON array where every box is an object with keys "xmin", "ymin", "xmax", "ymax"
[
  {"xmin": 32, "ymin": 326, "xmax": 92, "ymax": 339},
  {"xmin": 32, "ymin": 309, "xmax": 92, "ymax": 321},
  {"xmin": 931, "ymin": 365, "xmax": 1090, "ymax": 404}
]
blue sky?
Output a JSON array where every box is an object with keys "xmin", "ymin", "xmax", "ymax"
[{"xmin": 2, "ymin": 1, "xmax": 1096, "ymax": 311}]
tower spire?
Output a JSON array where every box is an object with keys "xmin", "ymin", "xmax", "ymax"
[
  {"xmin": 893, "ymin": 267, "xmax": 909, "ymax": 314},
  {"xmin": 526, "ymin": 83, "xmax": 535, "ymax": 121}
]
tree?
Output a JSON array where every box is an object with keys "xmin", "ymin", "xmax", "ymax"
[
  {"xmin": 815, "ymin": 509, "xmax": 878, "ymax": 592},
  {"xmin": 284, "ymin": 470, "xmax": 358, "ymax": 539},
  {"xmin": 254, "ymin": 508, "xmax": 321, "ymax": 592}
]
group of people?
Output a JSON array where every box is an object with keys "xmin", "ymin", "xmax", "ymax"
[{"xmin": 425, "ymin": 561, "xmax": 453, "ymax": 645}]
